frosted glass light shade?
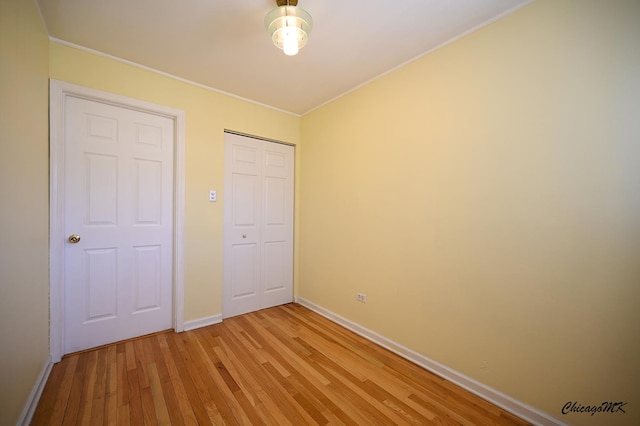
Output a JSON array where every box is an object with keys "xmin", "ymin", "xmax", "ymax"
[{"xmin": 265, "ymin": 5, "xmax": 313, "ymax": 56}]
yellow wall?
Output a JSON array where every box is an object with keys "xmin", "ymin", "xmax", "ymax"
[
  {"xmin": 299, "ymin": 0, "xmax": 640, "ymax": 424},
  {"xmin": 0, "ymin": 0, "xmax": 50, "ymax": 424},
  {"xmin": 4, "ymin": 0, "xmax": 639, "ymax": 423},
  {"xmin": 49, "ymin": 43, "xmax": 301, "ymax": 322}
]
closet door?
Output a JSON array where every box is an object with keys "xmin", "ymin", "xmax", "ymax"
[{"xmin": 223, "ymin": 132, "xmax": 294, "ymax": 318}]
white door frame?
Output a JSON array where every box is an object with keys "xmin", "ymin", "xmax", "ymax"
[{"xmin": 49, "ymin": 80, "xmax": 186, "ymax": 362}]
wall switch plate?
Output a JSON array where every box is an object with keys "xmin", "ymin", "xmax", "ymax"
[
  {"xmin": 209, "ymin": 190, "xmax": 217, "ymax": 202},
  {"xmin": 356, "ymin": 292, "xmax": 367, "ymax": 303}
]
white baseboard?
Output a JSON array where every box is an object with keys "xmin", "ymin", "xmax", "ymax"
[
  {"xmin": 17, "ymin": 357, "xmax": 54, "ymax": 426},
  {"xmin": 183, "ymin": 314, "xmax": 223, "ymax": 331},
  {"xmin": 295, "ymin": 297, "xmax": 564, "ymax": 426}
]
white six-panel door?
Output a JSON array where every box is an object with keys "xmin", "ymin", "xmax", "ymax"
[
  {"xmin": 223, "ymin": 132, "xmax": 294, "ymax": 318},
  {"xmin": 64, "ymin": 96, "xmax": 174, "ymax": 354}
]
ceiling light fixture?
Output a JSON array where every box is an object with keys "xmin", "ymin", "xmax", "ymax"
[{"xmin": 265, "ymin": 0, "xmax": 313, "ymax": 56}]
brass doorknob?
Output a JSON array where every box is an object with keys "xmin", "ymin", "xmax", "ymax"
[
  {"xmin": 68, "ymin": 234, "xmax": 81, "ymax": 243},
  {"xmin": 242, "ymin": 234, "xmax": 247, "ymax": 239}
]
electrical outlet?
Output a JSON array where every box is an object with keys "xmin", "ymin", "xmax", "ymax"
[{"xmin": 356, "ymin": 292, "xmax": 367, "ymax": 303}]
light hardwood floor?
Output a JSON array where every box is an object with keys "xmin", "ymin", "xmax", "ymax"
[{"xmin": 33, "ymin": 303, "xmax": 530, "ymax": 425}]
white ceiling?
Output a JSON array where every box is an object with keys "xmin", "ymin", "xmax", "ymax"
[{"xmin": 37, "ymin": 0, "xmax": 531, "ymax": 116}]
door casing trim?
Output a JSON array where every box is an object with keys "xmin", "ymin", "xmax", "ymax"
[{"xmin": 49, "ymin": 79, "xmax": 186, "ymax": 362}]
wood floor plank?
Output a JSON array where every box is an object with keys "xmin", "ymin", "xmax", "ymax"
[
  {"xmin": 59, "ymin": 353, "xmax": 87, "ymax": 426},
  {"xmin": 33, "ymin": 304, "xmax": 531, "ymax": 426},
  {"xmin": 234, "ymin": 315, "xmax": 352, "ymax": 424},
  {"xmin": 89, "ymin": 348, "xmax": 108, "ymax": 426},
  {"xmin": 147, "ymin": 362, "xmax": 172, "ymax": 425},
  {"xmin": 263, "ymin": 361, "xmax": 328, "ymax": 425},
  {"xmin": 116, "ymin": 404, "xmax": 130, "ymax": 426},
  {"xmin": 156, "ymin": 333, "xmax": 198, "ymax": 426},
  {"xmin": 76, "ymin": 349, "xmax": 99, "ymax": 426},
  {"xmin": 148, "ymin": 336, "xmax": 183, "ymax": 426},
  {"xmin": 50, "ymin": 355, "xmax": 79, "ymax": 425},
  {"xmin": 248, "ymin": 311, "xmax": 382, "ymax": 424},
  {"xmin": 172, "ymin": 332, "xmax": 229, "ymax": 424},
  {"xmin": 139, "ymin": 382, "xmax": 160, "ymax": 425},
  {"xmin": 115, "ymin": 351, "xmax": 127, "ymax": 409},
  {"xmin": 124, "ymin": 341, "xmax": 136, "ymax": 371},
  {"xmin": 212, "ymin": 333, "xmax": 294, "ymax": 426},
  {"xmin": 124, "ymin": 354, "xmax": 145, "ymax": 426},
  {"xmin": 163, "ymin": 333, "xmax": 215, "ymax": 425},
  {"xmin": 311, "ymin": 353, "xmax": 400, "ymax": 425},
  {"xmin": 219, "ymin": 320, "xmax": 312, "ymax": 425},
  {"xmin": 30, "ymin": 354, "xmax": 70, "ymax": 425},
  {"xmin": 180, "ymin": 331, "xmax": 240, "ymax": 425},
  {"xmin": 103, "ymin": 346, "xmax": 117, "ymax": 426},
  {"xmin": 242, "ymin": 311, "xmax": 333, "ymax": 386}
]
